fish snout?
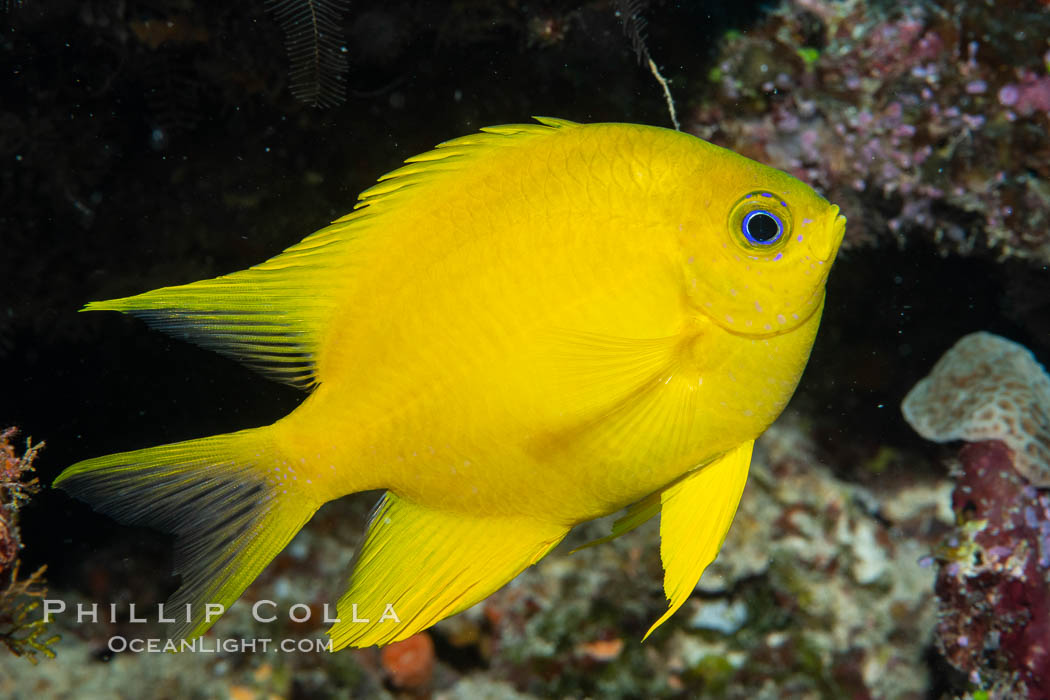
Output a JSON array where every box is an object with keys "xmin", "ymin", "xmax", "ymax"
[{"xmin": 809, "ymin": 205, "xmax": 846, "ymax": 262}]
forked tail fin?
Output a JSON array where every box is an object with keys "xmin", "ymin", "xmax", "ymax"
[{"xmin": 53, "ymin": 427, "xmax": 319, "ymax": 641}]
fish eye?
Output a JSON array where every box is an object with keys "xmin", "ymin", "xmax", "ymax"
[
  {"xmin": 741, "ymin": 210, "xmax": 783, "ymax": 245},
  {"xmin": 728, "ymin": 191, "xmax": 793, "ymax": 253}
]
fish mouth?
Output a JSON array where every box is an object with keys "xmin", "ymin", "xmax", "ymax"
[{"xmin": 813, "ymin": 205, "xmax": 846, "ymax": 262}]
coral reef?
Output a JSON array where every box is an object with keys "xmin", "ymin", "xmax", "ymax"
[
  {"xmin": 903, "ymin": 334, "xmax": 1050, "ymax": 699},
  {"xmin": 690, "ymin": 0, "xmax": 1050, "ymax": 264},
  {"xmin": 3, "ymin": 0, "xmax": 1049, "ymax": 696},
  {"xmin": 434, "ymin": 414, "xmax": 948, "ymax": 699},
  {"xmin": 902, "ymin": 331, "xmax": 1050, "ymax": 486},
  {"xmin": 0, "ymin": 427, "xmax": 57, "ymax": 664},
  {"xmin": 0, "ymin": 415, "xmax": 948, "ymax": 698},
  {"xmin": 935, "ymin": 441, "xmax": 1050, "ymax": 699}
]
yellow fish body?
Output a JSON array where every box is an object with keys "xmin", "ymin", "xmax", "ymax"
[{"xmin": 55, "ymin": 118, "xmax": 845, "ymax": 648}]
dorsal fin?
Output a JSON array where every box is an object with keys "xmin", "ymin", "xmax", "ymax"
[
  {"xmin": 83, "ymin": 118, "xmax": 582, "ymax": 389},
  {"xmin": 83, "ymin": 239, "xmax": 342, "ymax": 389},
  {"xmin": 331, "ymin": 117, "xmax": 579, "ymax": 225}
]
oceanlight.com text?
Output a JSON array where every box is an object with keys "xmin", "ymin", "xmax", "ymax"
[{"xmin": 107, "ymin": 636, "xmax": 334, "ymax": 654}]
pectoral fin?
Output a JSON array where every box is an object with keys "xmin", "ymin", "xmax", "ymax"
[
  {"xmin": 329, "ymin": 493, "xmax": 568, "ymax": 648},
  {"xmin": 568, "ymin": 489, "xmax": 662, "ymax": 553},
  {"xmin": 533, "ymin": 329, "xmax": 714, "ymax": 469},
  {"xmin": 644, "ymin": 439, "xmax": 753, "ymax": 640}
]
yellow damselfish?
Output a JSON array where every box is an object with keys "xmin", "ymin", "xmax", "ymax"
[{"xmin": 55, "ymin": 118, "xmax": 845, "ymax": 648}]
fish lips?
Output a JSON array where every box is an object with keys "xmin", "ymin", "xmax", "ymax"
[{"xmin": 811, "ymin": 205, "xmax": 846, "ymax": 264}]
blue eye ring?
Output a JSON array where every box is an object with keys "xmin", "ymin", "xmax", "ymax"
[
  {"xmin": 741, "ymin": 210, "xmax": 784, "ymax": 245},
  {"xmin": 728, "ymin": 191, "xmax": 793, "ymax": 254}
]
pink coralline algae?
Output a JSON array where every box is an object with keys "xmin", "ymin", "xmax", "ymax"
[
  {"xmin": 998, "ymin": 72, "xmax": 1050, "ymax": 117},
  {"xmin": 935, "ymin": 441, "xmax": 1050, "ymax": 699},
  {"xmin": 690, "ymin": 0, "xmax": 1050, "ymax": 263}
]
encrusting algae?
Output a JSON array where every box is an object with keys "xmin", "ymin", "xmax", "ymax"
[{"xmin": 54, "ymin": 118, "xmax": 846, "ymax": 648}]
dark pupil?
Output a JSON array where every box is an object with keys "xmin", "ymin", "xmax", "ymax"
[{"xmin": 747, "ymin": 212, "xmax": 780, "ymax": 242}]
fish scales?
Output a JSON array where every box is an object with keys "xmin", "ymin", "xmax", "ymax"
[{"xmin": 55, "ymin": 118, "xmax": 845, "ymax": 647}]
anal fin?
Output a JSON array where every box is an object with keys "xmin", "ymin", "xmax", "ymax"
[
  {"xmin": 644, "ymin": 439, "xmax": 753, "ymax": 640},
  {"xmin": 329, "ymin": 493, "xmax": 568, "ymax": 648}
]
